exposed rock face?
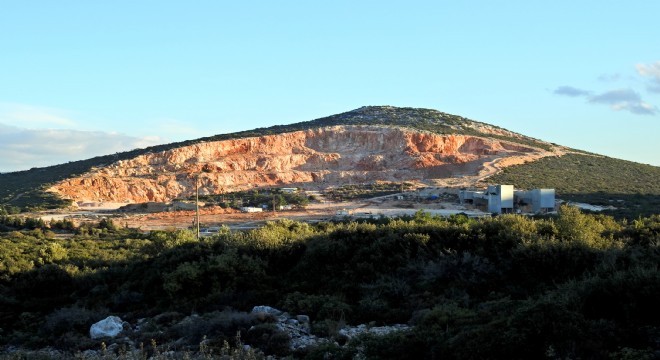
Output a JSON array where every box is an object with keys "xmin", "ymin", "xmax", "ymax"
[{"xmin": 49, "ymin": 125, "xmax": 549, "ymax": 203}]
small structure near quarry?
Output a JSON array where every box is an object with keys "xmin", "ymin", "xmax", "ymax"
[
  {"xmin": 460, "ymin": 184, "xmax": 555, "ymax": 214},
  {"xmin": 515, "ymin": 188, "xmax": 556, "ymax": 213},
  {"xmin": 460, "ymin": 185, "xmax": 514, "ymax": 214}
]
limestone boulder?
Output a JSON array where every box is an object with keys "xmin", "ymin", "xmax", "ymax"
[{"xmin": 90, "ymin": 316, "xmax": 125, "ymax": 339}]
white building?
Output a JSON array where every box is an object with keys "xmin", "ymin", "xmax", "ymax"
[
  {"xmin": 488, "ymin": 185, "xmax": 513, "ymax": 213},
  {"xmin": 460, "ymin": 184, "xmax": 553, "ymax": 214},
  {"xmin": 515, "ymin": 188, "xmax": 556, "ymax": 213}
]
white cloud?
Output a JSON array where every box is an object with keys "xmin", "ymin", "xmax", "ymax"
[
  {"xmin": 636, "ymin": 61, "xmax": 660, "ymax": 93},
  {"xmin": 0, "ymin": 103, "xmax": 77, "ymax": 128},
  {"xmin": 588, "ymin": 88, "xmax": 657, "ymax": 115},
  {"xmin": 555, "ymin": 62, "xmax": 660, "ymax": 116},
  {"xmin": 636, "ymin": 61, "xmax": 660, "ymax": 79},
  {"xmin": 0, "ymin": 124, "xmax": 165, "ymax": 172}
]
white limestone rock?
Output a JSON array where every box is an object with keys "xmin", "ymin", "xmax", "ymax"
[
  {"xmin": 250, "ymin": 305, "xmax": 283, "ymax": 316},
  {"xmin": 90, "ymin": 316, "xmax": 124, "ymax": 339}
]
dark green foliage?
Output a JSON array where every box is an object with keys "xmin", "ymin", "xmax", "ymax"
[
  {"xmin": 0, "ymin": 215, "xmax": 48, "ymax": 231},
  {"xmin": 325, "ymin": 182, "xmax": 415, "ymax": 201},
  {"xmin": 204, "ymin": 188, "xmax": 310, "ymax": 210},
  {"xmin": 245, "ymin": 324, "xmax": 291, "ymax": 356},
  {"xmin": 347, "ymin": 331, "xmax": 424, "ymax": 360},
  {"xmin": 0, "ymin": 209, "xmax": 659, "ymax": 358},
  {"xmin": 303, "ymin": 343, "xmax": 354, "ymax": 360},
  {"xmin": 165, "ymin": 310, "xmax": 259, "ymax": 348},
  {"xmin": 281, "ymin": 292, "xmax": 352, "ymax": 324},
  {"xmin": 41, "ymin": 306, "xmax": 107, "ymax": 340}
]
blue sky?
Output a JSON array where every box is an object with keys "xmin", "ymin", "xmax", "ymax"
[{"xmin": 1, "ymin": 1, "xmax": 659, "ymax": 172}]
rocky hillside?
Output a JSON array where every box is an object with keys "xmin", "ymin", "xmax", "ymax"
[
  {"xmin": 49, "ymin": 125, "xmax": 559, "ymax": 204},
  {"xmin": 2, "ymin": 106, "xmax": 564, "ymax": 209}
]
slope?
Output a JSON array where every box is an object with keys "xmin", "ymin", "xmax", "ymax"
[
  {"xmin": 3, "ymin": 105, "xmax": 658, "ymax": 217},
  {"xmin": 48, "ymin": 125, "xmax": 556, "ymax": 204},
  {"xmin": 0, "ymin": 106, "xmax": 555, "ymax": 210}
]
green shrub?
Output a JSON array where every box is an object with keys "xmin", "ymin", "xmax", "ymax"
[
  {"xmin": 245, "ymin": 323, "xmax": 291, "ymax": 357},
  {"xmin": 281, "ymin": 292, "xmax": 351, "ymax": 322},
  {"xmin": 166, "ymin": 310, "xmax": 258, "ymax": 348},
  {"xmin": 41, "ymin": 306, "xmax": 107, "ymax": 342}
]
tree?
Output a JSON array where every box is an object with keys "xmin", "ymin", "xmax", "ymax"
[
  {"xmin": 273, "ymin": 194, "xmax": 286, "ymax": 210},
  {"xmin": 555, "ymin": 204, "xmax": 606, "ymax": 247}
]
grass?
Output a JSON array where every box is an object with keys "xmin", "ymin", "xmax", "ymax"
[{"xmin": 487, "ymin": 153, "xmax": 660, "ymax": 218}]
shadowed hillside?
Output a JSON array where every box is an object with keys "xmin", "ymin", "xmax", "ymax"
[{"xmin": 1, "ymin": 207, "xmax": 658, "ymax": 358}]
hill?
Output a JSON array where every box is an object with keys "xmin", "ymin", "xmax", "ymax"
[
  {"xmin": 1, "ymin": 105, "xmax": 659, "ymax": 219},
  {"xmin": 1, "ymin": 106, "xmax": 659, "ymax": 358},
  {"xmin": 0, "ymin": 106, "xmax": 557, "ymax": 210}
]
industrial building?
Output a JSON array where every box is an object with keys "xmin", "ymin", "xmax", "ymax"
[
  {"xmin": 515, "ymin": 188, "xmax": 556, "ymax": 213},
  {"xmin": 459, "ymin": 185, "xmax": 555, "ymax": 214}
]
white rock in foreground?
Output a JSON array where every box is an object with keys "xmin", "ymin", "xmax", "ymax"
[
  {"xmin": 250, "ymin": 305, "xmax": 283, "ymax": 316},
  {"xmin": 90, "ymin": 316, "xmax": 124, "ymax": 339}
]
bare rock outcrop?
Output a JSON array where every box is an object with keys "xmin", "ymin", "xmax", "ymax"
[{"xmin": 49, "ymin": 125, "xmax": 552, "ymax": 203}]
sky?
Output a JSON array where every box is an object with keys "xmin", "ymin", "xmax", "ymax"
[{"xmin": 1, "ymin": 1, "xmax": 659, "ymax": 172}]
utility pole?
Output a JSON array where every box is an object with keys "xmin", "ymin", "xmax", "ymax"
[{"xmin": 195, "ymin": 175, "xmax": 200, "ymax": 239}]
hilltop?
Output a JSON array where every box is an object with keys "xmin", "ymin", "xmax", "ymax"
[{"xmin": 1, "ymin": 105, "xmax": 659, "ymax": 217}]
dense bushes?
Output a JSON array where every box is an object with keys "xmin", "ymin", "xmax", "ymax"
[
  {"xmin": 325, "ymin": 182, "xmax": 415, "ymax": 201},
  {"xmin": 204, "ymin": 188, "xmax": 311, "ymax": 211},
  {"xmin": 0, "ymin": 207, "xmax": 659, "ymax": 358}
]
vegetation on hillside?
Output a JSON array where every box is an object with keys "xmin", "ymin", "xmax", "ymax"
[
  {"xmin": 0, "ymin": 106, "xmax": 547, "ymax": 211},
  {"xmin": 197, "ymin": 188, "xmax": 310, "ymax": 210},
  {"xmin": 325, "ymin": 182, "xmax": 415, "ymax": 201},
  {"xmin": 488, "ymin": 153, "xmax": 660, "ymax": 218},
  {"xmin": 1, "ymin": 206, "xmax": 658, "ymax": 359}
]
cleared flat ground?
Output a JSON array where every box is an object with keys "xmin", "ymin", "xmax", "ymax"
[
  {"xmin": 35, "ymin": 190, "xmax": 486, "ymax": 232},
  {"xmin": 126, "ymin": 191, "xmax": 488, "ymax": 231}
]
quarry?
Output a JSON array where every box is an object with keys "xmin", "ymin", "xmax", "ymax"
[
  {"xmin": 38, "ymin": 124, "xmax": 567, "ymax": 229},
  {"xmin": 48, "ymin": 125, "xmax": 562, "ymax": 205}
]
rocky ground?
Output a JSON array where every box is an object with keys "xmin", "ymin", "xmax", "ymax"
[
  {"xmin": 1, "ymin": 306, "xmax": 410, "ymax": 359},
  {"xmin": 48, "ymin": 125, "xmax": 562, "ymax": 205}
]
